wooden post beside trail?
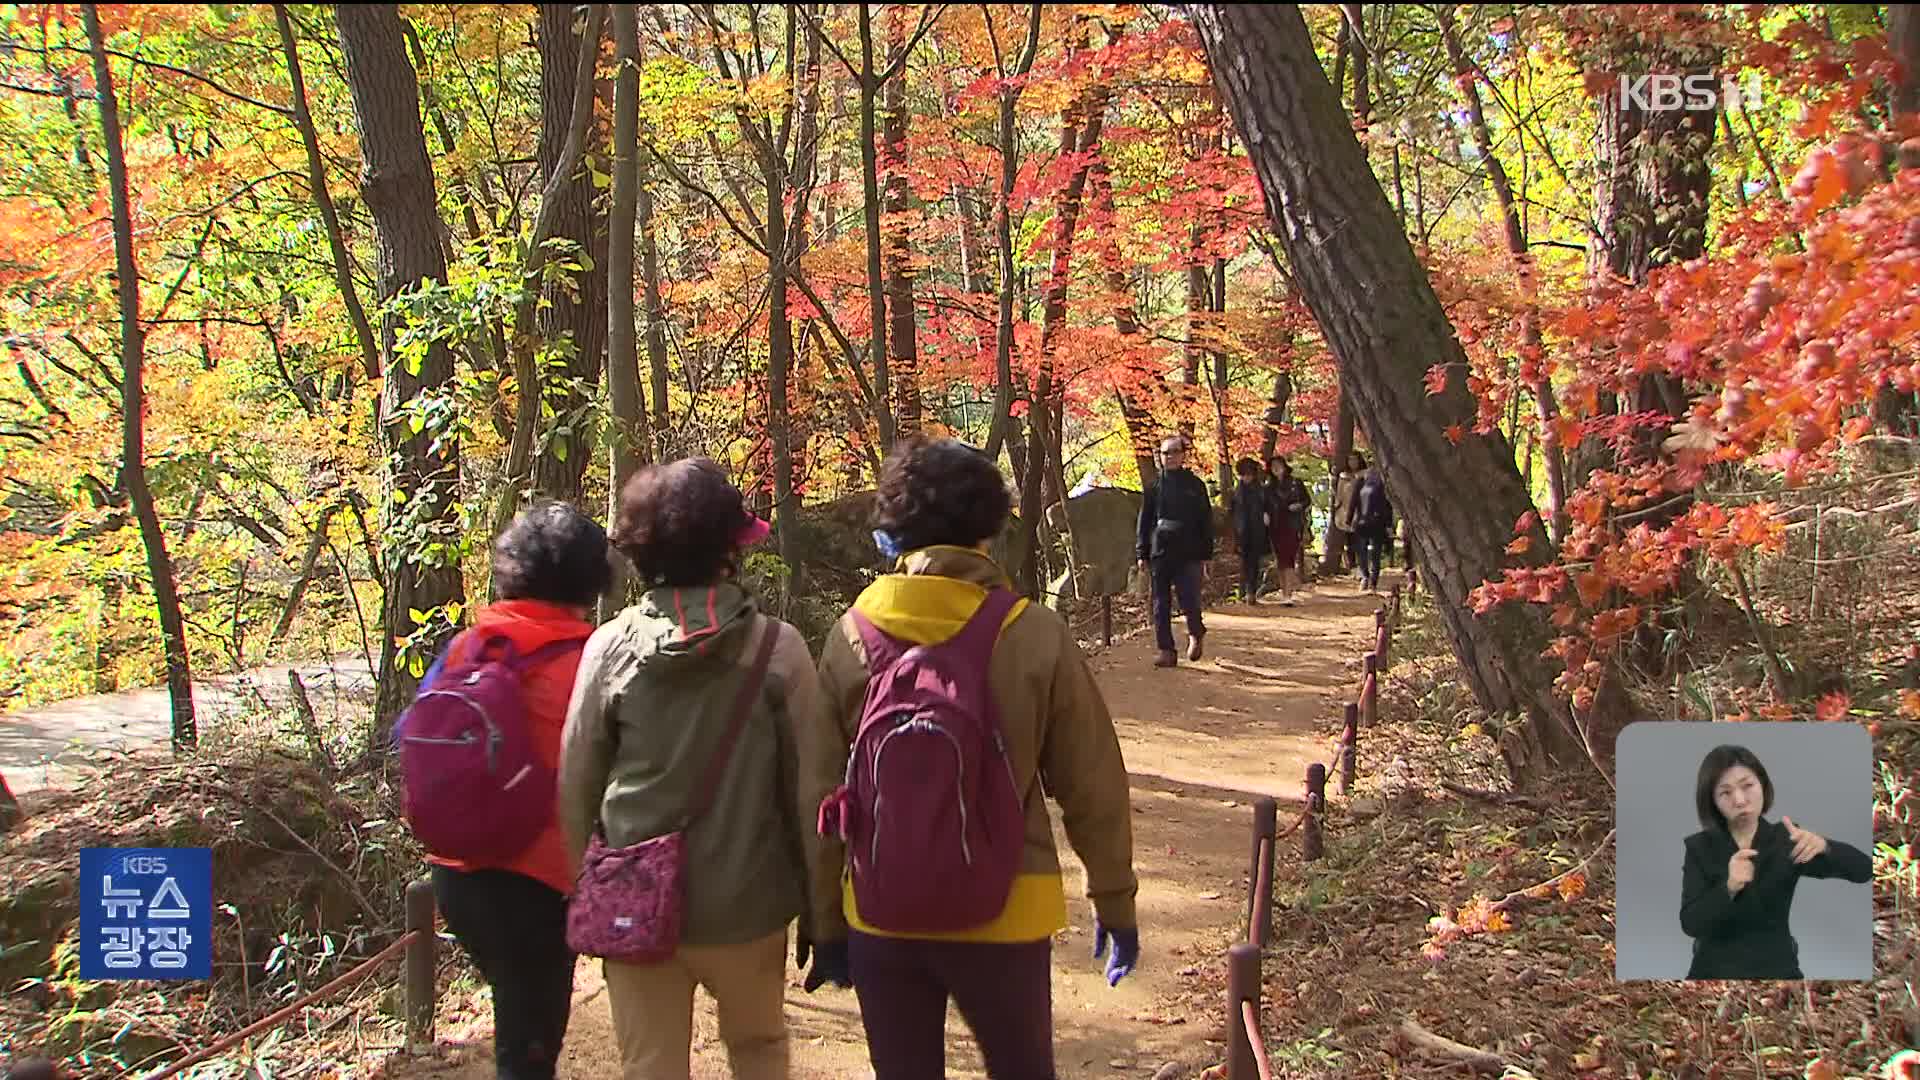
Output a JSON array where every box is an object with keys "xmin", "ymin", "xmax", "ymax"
[
  {"xmin": 1304, "ymin": 762, "xmax": 1326, "ymax": 861},
  {"xmin": 1340, "ymin": 703, "xmax": 1358, "ymax": 796},
  {"xmin": 1247, "ymin": 797, "xmax": 1277, "ymax": 948},
  {"xmin": 1374, "ymin": 608, "xmax": 1389, "ymax": 669},
  {"xmin": 1362, "ymin": 654, "xmax": 1379, "ymax": 726},
  {"xmin": 1226, "ymin": 941, "xmax": 1261, "ymax": 1080},
  {"xmin": 1101, "ymin": 593, "xmax": 1113, "ymax": 647},
  {"xmin": 404, "ymin": 879, "xmax": 437, "ymax": 1052}
]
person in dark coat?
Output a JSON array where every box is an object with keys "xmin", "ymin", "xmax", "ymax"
[
  {"xmin": 1135, "ymin": 436, "xmax": 1213, "ymax": 668},
  {"xmin": 1679, "ymin": 745, "xmax": 1873, "ymax": 980},
  {"xmin": 1228, "ymin": 458, "xmax": 1267, "ymax": 605},
  {"xmin": 1351, "ymin": 466, "xmax": 1393, "ymax": 593},
  {"xmin": 1263, "ymin": 457, "xmax": 1310, "ymax": 606}
]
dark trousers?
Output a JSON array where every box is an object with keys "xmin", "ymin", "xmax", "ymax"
[
  {"xmin": 848, "ymin": 931, "xmax": 1055, "ymax": 1080},
  {"xmin": 1238, "ymin": 547, "xmax": 1265, "ymax": 601},
  {"xmin": 1344, "ymin": 530, "xmax": 1363, "ymax": 572},
  {"xmin": 1355, "ymin": 529, "xmax": 1388, "ymax": 586},
  {"xmin": 431, "ymin": 866, "xmax": 576, "ymax": 1080},
  {"xmin": 1150, "ymin": 559, "xmax": 1205, "ymax": 652}
]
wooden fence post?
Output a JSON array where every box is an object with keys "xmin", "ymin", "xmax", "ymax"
[
  {"xmin": 405, "ymin": 879, "xmax": 437, "ymax": 1053},
  {"xmin": 0, "ymin": 771, "xmax": 21, "ymax": 834},
  {"xmin": 1362, "ymin": 654, "xmax": 1379, "ymax": 726},
  {"xmin": 1226, "ymin": 941, "xmax": 1261, "ymax": 1080},
  {"xmin": 1340, "ymin": 703, "xmax": 1358, "ymax": 796},
  {"xmin": 1303, "ymin": 763, "xmax": 1326, "ymax": 861},
  {"xmin": 1247, "ymin": 797, "xmax": 1276, "ymax": 947},
  {"xmin": 1375, "ymin": 609, "xmax": 1390, "ymax": 670}
]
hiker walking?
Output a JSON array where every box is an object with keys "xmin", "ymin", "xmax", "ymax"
[
  {"xmin": 557, "ymin": 459, "xmax": 845, "ymax": 1080},
  {"xmin": 1228, "ymin": 457, "xmax": 1268, "ymax": 605},
  {"xmin": 1352, "ymin": 464, "xmax": 1395, "ymax": 593},
  {"xmin": 1136, "ymin": 435, "xmax": 1214, "ymax": 668},
  {"xmin": 1264, "ymin": 456, "xmax": 1310, "ymax": 606},
  {"xmin": 399, "ymin": 502, "xmax": 611, "ymax": 1080},
  {"xmin": 1331, "ymin": 450, "xmax": 1367, "ymax": 574},
  {"xmin": 815, "ymin": 438, "xmax": 1140, "ymax": 1080}
]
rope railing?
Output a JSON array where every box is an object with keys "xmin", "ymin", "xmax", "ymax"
[
  {"xmin": 1225, "ymin": 581, "xmax": 1406, "ymax": 1080},
  {"xmin": 139, "ymin": 879, "xmax": 438, "ymax": 1079}
]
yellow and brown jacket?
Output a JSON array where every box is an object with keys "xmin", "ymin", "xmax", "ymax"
[{"xmin": 813, "ymin": 546, "xmax": 1138, "ymax": 943}]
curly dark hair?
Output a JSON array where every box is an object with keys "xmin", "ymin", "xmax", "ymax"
[
  {"xmin": 492, "ymin": 501, "xmax": 613, "ymax": 607},
  {"xmin": 1695, "ymin": 744, "xmax": 1774, "ymax": 833},
  {"xmin": 611, "ymin": 458, "xmax": 754, "ymax": 586},
  {"xmin": 1235, "ymin": 457, "xmax": 1261, "ymax": 479},
  {"xmin": 873, "ymin": 437, "xmax": 1011, "ymax": 553}
]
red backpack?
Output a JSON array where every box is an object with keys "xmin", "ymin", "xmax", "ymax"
[
  {"xmin": 818, "ymin": 588, "xmax": 1027, "ymax": 934},
  {"xmin": 396, "ymin": 633, "xmax": 582, "ymax": 863}
]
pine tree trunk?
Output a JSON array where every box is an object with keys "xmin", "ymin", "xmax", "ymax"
[
  {"xmin": 337, "ymin": 3, "xmax": 467, "ymax": 739},
  {"xmin": 1191, "ymin": 4, "xmax": 1603, "ymax": 780},
  {"xmin": 1211, "ymin": 258, "xmax": 1231, "ymax": 499},
  {"xmin": 87, "ymin": 2, "xmax": 197, "ymax": 753},
  {"xmin": 531, "ymin": 3, "xmax": 611, "ymax": 501}
]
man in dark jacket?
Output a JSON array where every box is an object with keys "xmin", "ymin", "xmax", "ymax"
[{"xmin": 1136, "ymin": 436, "xmax": 1213, "ymax": 668}]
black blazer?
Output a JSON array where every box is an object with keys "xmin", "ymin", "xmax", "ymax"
[{"xmin": 1679, "ymin": 816, "xmax": 1872, "ymax": 979}]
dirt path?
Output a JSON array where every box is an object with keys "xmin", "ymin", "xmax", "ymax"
[{"xmin": 405, "ymin": 577, "xmax": 1389, "ymax": 1079}]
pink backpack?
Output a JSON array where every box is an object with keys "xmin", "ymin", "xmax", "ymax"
[
  {"xmin": 397, "ymin": 634, "xmax": 582, "ymax": 863},
  {"xmin": 819, "ymin": 588, "xmax": 1026, "ymax": 934}
]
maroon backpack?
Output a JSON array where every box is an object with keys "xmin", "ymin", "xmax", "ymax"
[
  {"xmin": 819, "ymin": 587, "xmax": 1027, "ymax": 934},
  {"xmin": 397, "ymin": 633, "xmax": 582, "ymax": 864}
]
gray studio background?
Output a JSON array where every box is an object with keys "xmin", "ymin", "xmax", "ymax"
[{"xmin": 1614, "ymin": 721, "xmax": 1874, "ymax": 981}]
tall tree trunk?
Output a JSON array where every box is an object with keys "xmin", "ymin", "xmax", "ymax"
[
  {"xmin": 982, "ymin": 3, "xmax": 1043, "ymax": 460},
  {"xmin": 1434, "ymin": 6, "xmax": 1569, "ymax": 544},
  {"xmin": 86, "ymin": 2, "xmax": 196, "ymax": 753},
  {"xmin": 531, "ymin": 3, "xmax": 612, "ymax": 501},
  {"xmin": 1089, "ymin": 161, "xmax": 1160, "ymax": 489},
  {"xmin": 273, "ymin": 3, "xmax": 381, "ymax": 383},
  {"xmin": 638, "ymin": 138, "xmax": 673, "ymax": 460},
  {"xmin": 882, "ymin": 10, "xmax": 921, "ymax": 438},
  {"xmin": 1259, "ymin": 371, "xmax": 1293, "ymax": 464},
  {"xmin": 606, "ymin": 3, "xmax": 646, "ymax": 603},
  {"xmin": 1192, "ymin": 4, "xmax": 1603, "ymax": 781},
  {"xmin": 494, "ymin": 4, "xmax": 606, "ymax": 536},
  {"xmin": 337, "ymin": 3, "xmax": 467, "ymax": 739},
  {"xmin": 1211, "ymin": 257, "xmax": 1231, "ymax": 499},
  {"xmin": 1028, "ymin": 86, "xmax": 1107, "ymax": 598},
  {"xmin": 856, "ymin": 2, "xmax": 896, "ymax": 451},
  {"xmin": 1183, "ymin": 252, "xmax": 1207, "ymax": 445}
]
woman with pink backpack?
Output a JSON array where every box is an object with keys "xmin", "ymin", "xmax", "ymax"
[
  {"xmin": 556, "ymin": 459, "xmax": 846, "ymax": 1079},
  {"xmin": 407, "ymin": 502, "xmax": 611, "ymax": 1080},
  {"xmin": 813, "ymin": 438, "xmax": 1141, "ymax": 1080}
]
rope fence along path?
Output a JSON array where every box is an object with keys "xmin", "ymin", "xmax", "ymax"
[
  {"xmin": 140, "ymin": 879, "xmax": 438, "ymax": 1079},
  {"xmin": 1225, "ymin": 583, "xmax": 1405, "ymax": 1080}
]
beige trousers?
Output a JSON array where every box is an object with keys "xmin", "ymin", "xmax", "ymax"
[{"xmin": 602, "ymin": 928, "xmax": 790, "ymax": 1080}]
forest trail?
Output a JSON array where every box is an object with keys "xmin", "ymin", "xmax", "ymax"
[
  {"xmin": 0, "ymin": 656, "xmax": 374, "ymax": 794},
  {"xmin": 409, "ymin": 575, "xmax": 1393, "ymax": 1080}
]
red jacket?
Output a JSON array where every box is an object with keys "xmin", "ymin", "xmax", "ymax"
[{"xmin": 424, "ymin": 599, "xmax": 591, "ymax": 895}]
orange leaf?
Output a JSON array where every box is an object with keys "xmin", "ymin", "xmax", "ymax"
[
  {"xmin": 1899, "ymin": 689, "xmax": 1920, "ymax": 719},
  {"xmin": 1445, "ymin": 424, "xmax": 1466, "ymax": 445},
  {"xmin": 1556, "ymin": 871, "xmax": 1587, "ymax": 903},
  {"xmin": 1506, "ymin": 535, "xmax": 1532, "ymax": 555}
]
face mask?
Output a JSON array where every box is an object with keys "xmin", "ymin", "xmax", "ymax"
[{"xmin": 872, "ymin": 529, "xmax": 903, "ymax": 560}]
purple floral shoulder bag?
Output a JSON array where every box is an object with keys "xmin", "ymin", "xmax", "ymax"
[{"xmin": 566, "ymin": 618, "xmax": 777, "ymax": 963}]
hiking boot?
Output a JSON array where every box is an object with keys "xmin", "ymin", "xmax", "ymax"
[
  {"xmin": 1186, "ymin": 633, "xmax": 1205, "ymax": 662},
  {"xmin": 1154, "ymin": 649, "xmax": 1178, "ymax": 668}
]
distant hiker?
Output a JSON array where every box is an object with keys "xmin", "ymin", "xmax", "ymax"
[
  {"xmin": 557, "ymin": 459, "xmax": 844, "ymax": 1080},
  {"xmin": 1331, "ymin": 450, "xmax": 1367, "ymax": 574},
  {"xmin": 1136, "ymin": 435, "xmax": 1214, "ymax": 668},
  {"xmin": 1228, "ymin": 457, "xmax": 1268, "ymax": 605},
  {"xmin": 816, "ymin": 437, "xmax": 1139, "ymax": 1080},
  {"xmin": 1264, "ymin": 456, "xmax": 1311, "ymax": 606},
  {"xmin": 1353, "ymin": 465, "xmax": 1395, "ymax": 593},
  {"xmin": 403, "ymin": 502, "xmax": 609, "ymax": 1080}
]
